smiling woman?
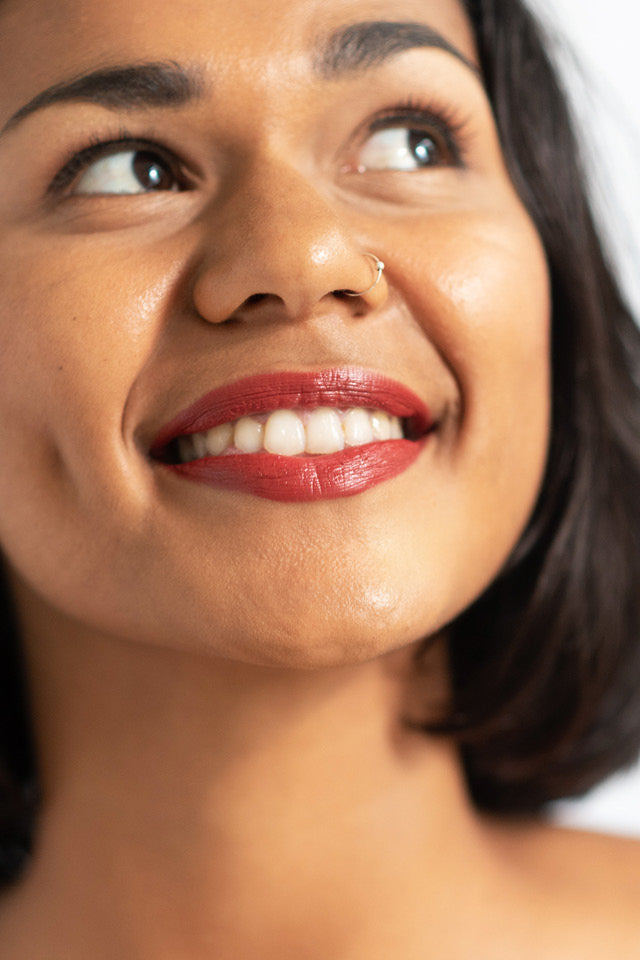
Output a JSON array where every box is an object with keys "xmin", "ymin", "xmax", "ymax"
[{"xmin": 0, "ymin": 0, "xmax": 639, "ymax": 957}]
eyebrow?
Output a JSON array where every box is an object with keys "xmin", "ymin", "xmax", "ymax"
[
  {"xmin": 316, "ymin": 20, "xmax": 479, "ymax": 78},
  {"xmin": 1, "ymin": 61, "xmax": 205, "ymax": 134},
  {"xmin": 1, "ymin": 23, "xmax": 477, "ymax": 136}
]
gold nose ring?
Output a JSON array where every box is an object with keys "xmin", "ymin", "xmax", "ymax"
[{"xmin": 344, "ymin": 253, "xmax": 385, "ymax": 296}]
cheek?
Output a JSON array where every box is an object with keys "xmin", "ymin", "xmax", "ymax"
[
  {"xmin": 0, "ymin": 236, "xmax": 169, "ymax": 580},
  {"xmin": 0, "ymin": 229, "xmax": 184, "ymax": 430},
  {"xmin": 406, "ymin": 201, "xmax": 551, "ymax": 439},
  {"xmin": 400, "ymin": 208, "xmax": 551, "ymax": 609}
]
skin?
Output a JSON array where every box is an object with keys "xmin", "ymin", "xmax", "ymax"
[
  {"xmin": 0, "ymin": 0, "xmax": 638, "ymax": 957},
  {"xmin": 0, "ymin": 0, "xmax": 550, "ymax": 667}
]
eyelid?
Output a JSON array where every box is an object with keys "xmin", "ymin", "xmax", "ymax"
[{"xmin": 47, "ymin": 133, "xmax": 194, "ymax": 196}]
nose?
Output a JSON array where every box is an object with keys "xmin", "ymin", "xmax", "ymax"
[{"xmin": 189, "ymin": 160, "xmax": 388, "ymax": 323}]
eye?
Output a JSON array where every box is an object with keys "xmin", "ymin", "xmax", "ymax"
[
  {"xmin": 48, "ymin": 139, "xmax": 190, "ymax": 196},
  {"xmin": 73, "ymin": 148, "xmax": 180, "ymax": 195},
  {"xmin": 357, "ymin": 125, "xmax": 456, "ymax": 172}
]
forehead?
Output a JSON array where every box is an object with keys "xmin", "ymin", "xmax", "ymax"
[{"xmin": 0, "ymin": 0, "xmax": 476, "ymax": 119}]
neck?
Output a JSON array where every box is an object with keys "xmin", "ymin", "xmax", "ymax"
[{"xmin": 4, "ymin": 606, "xmax": 495, "ymax": 960}]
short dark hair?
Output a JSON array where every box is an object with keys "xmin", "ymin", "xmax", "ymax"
[
  {"xmin": 0, "ymin": 568, "xmax": 35, "ymax": 884},
  {"xmin": 428, "ymin": 0, "xmax": 640, "ymax": 813},
  {"xmin": 2, "ymin": 0, "xmax": 640, "ymax": 884}
]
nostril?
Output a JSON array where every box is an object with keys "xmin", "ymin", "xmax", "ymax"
[
  {"xmin": 244, "ymin": 293, "xmax": 269, "ymax": 305},
  {"xmin": 220, "ymin": 292, "xmax": 271, "ymax": 323}
]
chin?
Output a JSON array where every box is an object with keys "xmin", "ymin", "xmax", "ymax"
[{"xmin": 159, "ymin": 567, "xmax": 452, "ymax": 671}]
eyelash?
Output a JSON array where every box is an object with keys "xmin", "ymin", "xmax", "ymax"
[{"xmin": 46, "ymin": 97, "xmax": 470, "ymax": 197}]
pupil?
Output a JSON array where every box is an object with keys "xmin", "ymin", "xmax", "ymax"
[
  {"xmin": 410, "ymin": 133, "xmax": 438, "ymax": 166},
  {"xmin": 133, "ymin": 151, "xmax": 172, "ymax": 190}
]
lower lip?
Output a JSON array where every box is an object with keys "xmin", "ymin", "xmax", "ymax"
[{"xmin": 164, "ymin": 438, "xmax": 425, "ymax": 502}]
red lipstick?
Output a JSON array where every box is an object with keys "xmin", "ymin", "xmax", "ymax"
[{"xmin": 151, "ymin": 368, "xmax": 432, "ymax": 502}]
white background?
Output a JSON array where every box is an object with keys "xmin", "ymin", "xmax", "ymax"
[{"xmin": 525, "ymin": 0, "xmax": 640, "ymax": 836}]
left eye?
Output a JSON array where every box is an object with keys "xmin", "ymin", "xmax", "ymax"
[
  {"xmin": 357, "ymin": 126, "xmax": 453, "ymax": 171},
  {"xmin": 72, "ymin": 148, "xmax": 181, "ymax": 195}
]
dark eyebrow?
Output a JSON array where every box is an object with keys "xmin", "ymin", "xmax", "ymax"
[
  {"xmin": 316, "ymin": 20, "xmax": 479, "ymax": 78},
  {"xmin": 1, "ymin": 61, "xmax": 206, "ymax": 135}
]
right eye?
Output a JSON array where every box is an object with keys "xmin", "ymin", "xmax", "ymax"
[
  {"xmin": 74, "ymin": 148, "xmax": 181, "ymax": 195},
  {"xmin": 49, "ymin": 140, "xmax": 190, "ymax": 196}
]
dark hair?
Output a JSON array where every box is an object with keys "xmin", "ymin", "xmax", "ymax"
[
  {"xmin": 0, "ymin": 568, "xmax": 35, "ymax": 884},
  {"xmin": 432, "ymin": 0, "xmax": 640, "ymax": 813},
  {"xmin": 2, "ymin": 0, "xmax": 640, "ymax": 883}
]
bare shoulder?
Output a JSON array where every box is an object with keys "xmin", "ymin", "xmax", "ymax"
[
  {"xmin": 510, "ymin": 818, "xmax": 640, "ymax": 889},
  {"xmin": 486, "ymin": 816, "xmax": 640, "ymax": 957}
]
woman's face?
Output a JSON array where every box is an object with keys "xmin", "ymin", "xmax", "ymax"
[{"xmin": 0, "ymin": 0, "xmax": 550, "ymax": 667}]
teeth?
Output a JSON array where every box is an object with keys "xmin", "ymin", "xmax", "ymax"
[
  {"xmin": 192, "ymin": 432, "xmax": 209, "ymax": 458},
  {"xmin": 177, "ymin": 435, "xmax": 196, "ymax": 462},
  {"xmin": 234, "ymin": 416, "xmax": 264, "ymax": 453},
  {"xmin": 389, "ymin": 417, "xmax": 403, "ymax": 440},
  {"xmin": 264, "ymin": 410, "xmax": 306, "ymax": 456},
  {"xmin": 343, "ymin": 408, "xmax": 374, "ymax": 446},
  {"xmin": 305, "ymin": 407, "xmax": 344, "ymax": 454},
  {"xmin": 174, "ymin": 407, "xmax": 406, "ymax": 462},
  {"xmin": 205, "ymin": 422, "xmax": 233, "ymax": 455},
  {"xmin": 370, "ymin": 411, "xmax": 391, "ymax": 441}
]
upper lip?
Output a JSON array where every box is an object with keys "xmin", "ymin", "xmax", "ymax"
[{"xmin": 150, "ymin": 367, "xmax": 433, "ymax": 455}]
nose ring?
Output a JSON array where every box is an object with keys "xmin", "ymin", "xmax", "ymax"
[{"xmin": 344, "ymin": 253, "xmax": 385, "ymax": 297}]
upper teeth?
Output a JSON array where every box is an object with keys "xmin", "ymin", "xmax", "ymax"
[{"xmin": 177, "ymin": 407, "xmax": 404, "ymax": 461}]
